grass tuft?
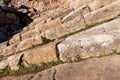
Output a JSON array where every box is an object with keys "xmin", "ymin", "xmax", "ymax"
[
  {"xmin": 41, "ymin": 60, "xmax": 63, "ymax": 69},
  {"xmin": 41, "ymin": 36, "xmax": 54, "ymax": 45},
  {"xmin": 85, "ymin": 24, "xmax": 91, "ymax": 29},
  {"xmin": 98, "ymin": 52, "xmax": 108, "ymax": 58},
  {"xmin": 0, "ymin": 60, "xmax": 63, "ymax": 77}
]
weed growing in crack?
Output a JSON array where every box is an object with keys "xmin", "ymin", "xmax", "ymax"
[
  {"xmin": 98, "ymin": 52, "xmax": 108, "ymax": 58},
  {"xmin": 0, "ymin": 64, "xmax": 40, "ymax": 77},
  {"xmin": 41, "ymin": 36, "xmax": 54, "ymax": 45},
  {"xmin": 28, "ymin": 37, "xmax": 54, "ymax": 50},
  {"xmin": 85, "ymin": 24, "xmax": 91, "ymax": 29},
  {"xmin": 18, "ymin": 64, "xmax": 40, "ymax": 74},
  {"xmin": 0, "ymin": 66, "xmax": 16, "ymax": 76},
  {"xmin": 29, "ymin": 45, "xmax": 35, "ymax": 49},
  {"xmin": 41, "ymin": 60, "xmax": 63, "ymax": 69},
  {"xmin": 111, "ymin": 49, "xmax": 120, "ymax": 55},
  {"xmin": 0, "ymin": 60, "xmax": 63, "ymax": 77},
  {"xmin": 0, "ymin": 55, "xmax": 4, "ymax": 60}
]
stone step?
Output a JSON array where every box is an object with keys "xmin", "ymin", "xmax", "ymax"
[
  {"xmin": 57, "ymin": 18, "xmax": 120, "ymax": 62},
  {"xmin": 0, "ymin": 41, "xmax": 59, "ymax": 70},
  {"xmin": 8, "ymin": 5, "xmax": 71, "ymax": 45},
  {"xmin": 3, "ymin": 0, "xmax": 120, "ymax": 57},
  {"xmin": 84, "ymin": 0, "xmax": 120, "ymax": 25},
  {"xmin": 69, "ymin": 0, "xmax": 118, "ymax": 11},
  {"xmin": 1, "ymin": 55, "xmax": 120, "ymax": 80},
  {"xmin": 0, "ymin": 42, "xmax": 7, "ymax": 54}
]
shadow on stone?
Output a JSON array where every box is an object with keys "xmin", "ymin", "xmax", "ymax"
[{"xmin": 0, "ymin": 6, "xmax": 33, "ymax": 43}]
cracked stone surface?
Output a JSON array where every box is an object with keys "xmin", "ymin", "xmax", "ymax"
[
  {"xmin": 58, "ymin": 18, "xmax": 120, "ymax": 61},
  {"xmin": 1, "ymin": 0, "xmax": 120, "ymax": 80},
  {"xmin": 0, "ymin": 53, "xmax": 23, "ymax": 70},
  {"xmin": 32, "ymin": 68, "xmax": 55, "ymax": 80},
  {"xmin": 1, "ymin": 55, "xmax": 120, "ymax": 80}
]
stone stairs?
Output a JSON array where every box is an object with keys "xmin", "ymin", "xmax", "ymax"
[{"xmin": 0, "ymin": 0, "xmax": 120, "ymax": 79}]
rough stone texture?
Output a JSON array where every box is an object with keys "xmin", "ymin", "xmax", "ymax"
[
  {"xmin": 51, "ymin": 8, "xmax": 73, "ymax": 20},
  {"xmin": 1, "ymin": 0, "xmax": 120, "ymax": 79},
  {"xmin": 8, "ymin": 18, "xmax": 61, "ymax": 45},
  {"xmin": 2, "ymin": 55, "xmax": 120, "ymax": 80},
  {"xmin": 0, "ymin": 5, "xmax": 32, "ymax": 43},
  {"xmin": 21, "ymin": 28, "xmax": 40, "ymax": 41},
  {"xmin": 2, "ymin": 44, "xmax": 17, "ymax": 56},
  {"xmin": 1, "ymin": 74, "xmax": 35, "ymax": 80},
  {"xmin": 0, "ymin": 42, "xmax": 7, "ymax": 54},
  {"xmin": 0, "ymin": 59, "xmax": 8, "ymax": 70},
  {"xmin": 84, "ymin": 0, "xmax": 120, "ymax": 25},
  {"xmin": 5, "ymin": 0, "xmax": 120, "ymax": 57},
  {"xmin": 22, "ymin": 42, "xmax": 58, "ymax": 66},
  {"xmin": 9, "ymin": 34, "xmax": 21, "ymax": 45},
  {"xmin": 69, "ymin": 0, "xmax": 118, "ymax": 10},
  {"xmin": 61, "ymin": 5, "xmax": 90, "ymax": 23},
  {"xmin": 7, "ymin": 53, "xmax": 23, "ymax": 70},
  {"xmin": 65, "ymin": 18, "xmax": 120, "ymax": 42},
  {"xmin": 88, "ymin": 0, "xmax": 118, "ymax": 11},
  {"xmin": 43, "ymin": 10, "xmax": 85, "ymax": 40},
  {"xmin": 58, "ymin": 18, "xmax": 120, "ymax": 61},
  {"xmin": 2, "ymin": 18, "xmax": 61, "ymax": 56},
  {"xmin": 32, "ymin": 68, "xmax": 55, "ymax": 80},
  {"xmin": 54, "ymin": 55, "xmax": 120, "ymax": 80},
  {"xmin": 38, "ymin": 18, "xmax": 61, "ymax": 32},
  {"xmin": 0, "ymin": 53, "xmax": 23, "ymax": 70},
  {"xmin": 17, "ymin": 35, "xmax": 42, "ymax": 52},
  {"xmin": 2, "ymin": 34, "xmax": 42, "ymax": 56}
]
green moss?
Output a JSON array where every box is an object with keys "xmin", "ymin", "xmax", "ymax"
[
  {"xmin": 18, "ymin": 64, "xmax": 40, "ymax": 74},
  {"xmin": 0, "ymin": 69, "xmax": 3, "ymax": 73},
  {"xmin": 0, "ymin": 66, "xmax": 16, "ymax": 76},
  {"xmin": 0, "ymin": 60, "xmax": 63, "ymax": 77},
  {"xmin": 98, "ymin": 52, "xmax": 108, "ymax": 58},
  {"xmin": 0, "ymin": 64, "xmax": 40, "ymax": 77},
  {"xmin": 41, "ymin": 60, "xmax": 63, "ymax": 69},
  {"xmin": 59, "ymin": 29, "xmax": 84, "ymax": 39},
  {"xmin": 29, "ymin": 45, "xmax": 35, "ymax": 49},
  {"xmin": 0, "ymin": 55, "xmax": 4, "ymax": 60},
  {"xmin": 112, "ymin": 49, "xmax": 120, "ymax": 55},
  {"xmin": 41, "ymin": 36, "xmax": 54, "ymax": 45},
  {"xmin": 101, "ymin": 20, "xmax": 109, "ymax": 24},
  {"xmin": 112, "ymin": 49, "xmax": 118, "ymax": 53},
  {"xmin": 85, "ymin": 24, "xmax": 91, "ymax": 29}
]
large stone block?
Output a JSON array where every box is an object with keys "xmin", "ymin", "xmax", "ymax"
[
  {"xmin": 21, "ymin": 28, "xmax": 40, "ymax": 41},
  {"xmin": 22, "ymin": 42, "xmax": 58, "ymax": 66},
  {"xmin": 84, "ymin": 0, "xmax": 120, "ymax": 25},
  {"xmin": 43, "ymin": 7, "xmax": 86, "ymax": 40},
  {"xmin": 17, "ymin": 35, "xmax": 42, "ymax": 52},
  {"xmin": 2, "ymin": 34, "xmax": 42, "ymax": 56},
  {"xmin": 69, "ymin": 0, "xmax": 118, "ymax": 11},
  {"xmin": 57, "ymin": 18, "xmax": 120, "ymax": 62},
  {"xmin": 0, "ymin": 53, "xmax": 23, "ymax": 70}
]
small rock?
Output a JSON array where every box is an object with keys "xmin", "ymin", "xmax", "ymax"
[
  {"xmin": 8, "ymin": 53, "xmax": 23, "ymax": 70},
  {"xmin": 0, "ymin": 59, "xmax": 8, "ymax": 70}
]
